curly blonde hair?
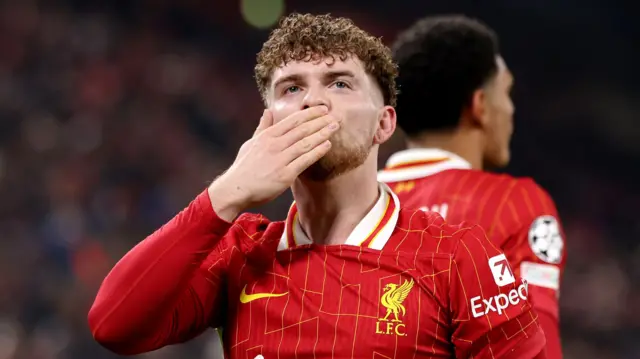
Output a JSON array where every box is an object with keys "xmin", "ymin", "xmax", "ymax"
[{"xmin": 255, "ymin": 13, "xmax": 398, "ymax": 106}]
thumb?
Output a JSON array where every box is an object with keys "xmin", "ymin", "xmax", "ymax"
[{"xmin": 253, "ymin": 109, "xmax": 274, "ymax": 136}]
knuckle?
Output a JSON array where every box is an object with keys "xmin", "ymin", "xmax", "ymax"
[
  {"xmin": 277, "ymin": 168, "xmax": 292, "ymax": 182},
  {"xmin": 298, "ymin": 124, "xmax": 311, "ymax": 138},
  {"xmin": 252, "ymin": 133, "xmax": 266, "ymax": 144},
  {"xmin": 289, "ymin": 116, "xmax": 299, "ymax": 127},
  {"xmin": 294, "ymin": 113, "xmax": 307, "ymax": 125},
  {"xmin": 244, "ymin": 137, "xmax": 258, "ymax": 148},
  {"xmin": 299, "ymin": 139, "xmax": 312, "ymax": 151},
  {"xmin": 257, "ymin": 127, "xmax": 272, "ymax": 137},
  {"xmin": 266, "ymin": 140, "xmax": 280, "ymax": 152},
  {"xmin": 251, "ymin": 137, "xmax": 263, "ymax": 148}
]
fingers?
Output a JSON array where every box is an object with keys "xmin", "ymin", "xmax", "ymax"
[
  {"xmin": 284, "ymin": 121, "xmax": 340, "ymax": 163},
  {"xmin": 279, "ymin": 114, "xmax": 336, "ymax": 148},
  {"xmin": 287, "ymin": 140, "xmax": 332, "ymax": 175},
  {"xmin": 268, "ymin": 106, "xmax": 328, "ymax": 137},
  {"xmin": 253, "ymin": 109, "xmax": 274, "ymax": 136}
]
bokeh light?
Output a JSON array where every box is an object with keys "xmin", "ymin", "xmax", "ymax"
[{"xmin": 241, "ymin": 0, "xmax": 285, "ymax": 29}]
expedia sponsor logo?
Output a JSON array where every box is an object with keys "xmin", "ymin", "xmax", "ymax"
[{"xmin": 470, "ymin": 279, "xmax": 528, "ymax": 318}]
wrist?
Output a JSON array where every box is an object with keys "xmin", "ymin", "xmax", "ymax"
[{"xmin": 207, "ymin": 176, "xmax": 248, "ymax": 222}]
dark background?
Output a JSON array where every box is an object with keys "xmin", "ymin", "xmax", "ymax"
[{"xmin": 0, "ymin": 0, "xmax": 637, "ymax": 358}]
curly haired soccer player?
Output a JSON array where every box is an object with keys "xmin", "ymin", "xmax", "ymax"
[{"xmin": 90, "ymin": 13, "xmax": 546, "ymax": 358}]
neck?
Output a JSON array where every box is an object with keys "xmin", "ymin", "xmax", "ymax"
[
  {"xmin": 291, "ymin": 153, "xmax": 380, "ymax": 245},
  {"xmin": 406, "ymin": 129, "xmax": 484, "ymax": 170}
]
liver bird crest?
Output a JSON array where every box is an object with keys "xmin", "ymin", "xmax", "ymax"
[{"xmin": 380, "ymin": 279, "xmax": 414, "ymax": 322}]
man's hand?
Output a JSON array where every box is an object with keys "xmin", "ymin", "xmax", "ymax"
[{"xmin": 209, "ymin": 106, "xmax": 339, "ymax": 221}]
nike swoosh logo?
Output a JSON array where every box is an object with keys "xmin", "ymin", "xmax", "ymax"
[{"xmin": 240, "ymin": 285, "xmax": 288, "ymax": 304}]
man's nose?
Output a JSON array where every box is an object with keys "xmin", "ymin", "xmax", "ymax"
[{"xmin": 301, "ymin": 89, "xmax": 329, "ymax": 111}]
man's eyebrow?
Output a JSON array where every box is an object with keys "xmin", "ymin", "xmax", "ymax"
[
  {"xmin": 272, "ymin": 70, "xmax": 356, "ymax": 89},
  {"xmin": 322, "ymin": 70, "xmax": 356, "ymax": 81},
  {"xmin": 272, "ymin": 74, "xmax": 303, "ymax": 89}
]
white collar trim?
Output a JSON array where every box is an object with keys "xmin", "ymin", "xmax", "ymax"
[
  {"xmin": 377, "ymin": 148, "xmax": 471, "ymax": 183},
  {"xmin": 278, "ymin": 183, "xmax": 400, "ymax": 251}
]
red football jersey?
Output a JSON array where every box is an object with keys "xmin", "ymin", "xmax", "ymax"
[
  {"xmin": 89, "ymin": 184, "xmax": 545, "ymax": 358},
  {"xmin": 378, "ymin": 148, "xmax": 566, "ymax": 359}
]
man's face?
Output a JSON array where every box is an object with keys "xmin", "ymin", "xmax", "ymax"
[
  {"xmin": 267, "ymin": 56, "xmax": 386, "ymax": 181},
  {"xmin": 483, "ymin": 56, "xmax": 515, "ymax": 168}
]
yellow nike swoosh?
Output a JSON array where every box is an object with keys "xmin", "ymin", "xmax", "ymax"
[{"xmin": 240, "ymin": 285, "xmax": 288, "ymax": 304}]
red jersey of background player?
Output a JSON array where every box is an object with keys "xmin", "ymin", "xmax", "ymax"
[
  {"xmin": 89, "ymin": 184, "xmax": 546, "ymax": 358},
  {"xmin": 379, "ymin": 148, "xmax": 566, "ymax": 355}
]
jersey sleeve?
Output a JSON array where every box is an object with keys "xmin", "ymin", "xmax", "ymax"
[
  {"xmin": 88, "ymin": 189, "xmax": 267, "ymax": 355},
  {"xmin": 449, "ymin": 225, "xmax": 546, "ymax": 359},
  {"xmin": 497, "ymin": 179, "xmax": 565, "ymax": 359}
]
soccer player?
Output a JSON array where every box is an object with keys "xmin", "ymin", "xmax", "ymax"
[
  {"xmin": 89, "ymin": 13, "xmax": 546, "ymax": 358},
  {"xmin": 378, "ymin": 15, "xmax": 565, "ymax": 358}
]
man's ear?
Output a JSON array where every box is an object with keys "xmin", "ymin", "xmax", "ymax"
[
  {"xmin": 373, "ymin": 105, "xmax": 397, "ymax": 145},
  {"xmin": 466, "ymin": 88, "xmax": 488, "ymax": 128}
]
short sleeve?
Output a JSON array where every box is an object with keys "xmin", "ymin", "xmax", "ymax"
[
  {"xmin": 449, "ymin": 225, "xmax": 545, "ymax": 358},
  {"xmin": 499, "ymin": 179, "xmax": 566, "ymax": 321}
]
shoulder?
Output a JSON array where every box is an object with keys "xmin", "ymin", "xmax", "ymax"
[
  {"xmin": 509, "ymin": 176, "xmax": 555, "ymax": 200},
  {"xmin": 493, "ymin": 174, "xmax": 557, "ymax": 208},
  {"xmin": 460, "ymin": 171, "xmax": 550, "ymax": 198},
  {"xmin": 394, "ymin": 206, "xmax": 491, "ymax": 256},
  {"xmin": 487, "ymin": 176, "xmax": 565, "ymax": 265},
  {"xmin": 471, "ymin": 171, "xmax": 532, "ymax": 197},
  {"xmin": 476, "ymin": 174, "xmax": 559, "ymax": 220},
  {"xmin": 502, "ymin": 176, "xmax": 561, "ymax": 228}
]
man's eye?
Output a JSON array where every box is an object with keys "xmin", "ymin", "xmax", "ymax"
[
  {"xmin": 285, "ymin": 86, "xmax": 300, "ymax": 94},
  {"xmin": 334, "ymin": 81, "xmax": 348, "ymax": 89}
]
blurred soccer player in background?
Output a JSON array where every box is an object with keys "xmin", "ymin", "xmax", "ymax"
[
  {"xmin": 378, "ymin": 15, "xmax": 565, "ymax": 358},
  {"xmin": 89, "ymin": 13, "xmax": 546, "ymax": 358}
]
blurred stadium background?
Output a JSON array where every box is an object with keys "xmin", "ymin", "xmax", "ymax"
[{"xmin": 0, "ymin": 0, "xmax": 638, "ymax": 358}]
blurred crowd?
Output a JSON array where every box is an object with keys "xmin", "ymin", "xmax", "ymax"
[{"xmin": 0, "ymin": 1, "xmax": 637, "ymax": 358}]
